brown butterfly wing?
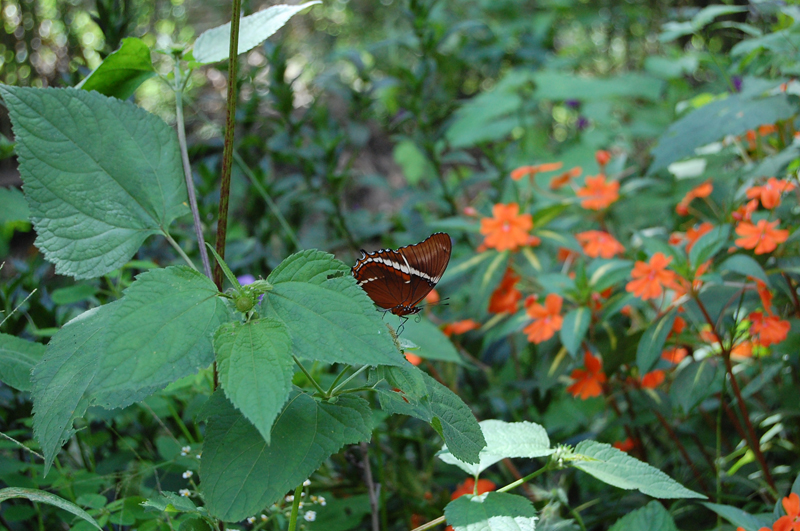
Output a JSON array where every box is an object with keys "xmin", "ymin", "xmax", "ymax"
[
  {"xmin": 352, "ymin": 250, "xmax": 411, "ymax": 311},
  {"xmin": 394, "ymin": 232, "xmax": 452, "ymax": 309}
]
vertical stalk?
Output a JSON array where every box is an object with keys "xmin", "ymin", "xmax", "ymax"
[
  {"xmin": 287, "ymin": 484, "xmax": 304, "ymax": 531},
  {"xmin": 174, "ymin": 63, "xmax": 212, "ymax": 278},
  {"xmin": 213, "ymin": 0, "xmax": 243, "ymax": 290}
]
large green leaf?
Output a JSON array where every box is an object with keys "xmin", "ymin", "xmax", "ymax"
[
  {"xmin": 670, "ymin": 359, "xmax": 722, "ymax": 413},
  {"xmin": 77, "ymin": 38, "xmax": 155, "ymax": 99},
  {"xmin": 214, "ymin": 319, "xmax": 294, "ymax": 443},
  {"xmin": 636, "ymin": 309, "xmax": 677, "ymax": 373},
  {"xmin": 193, "ymin": 2, "xmax": 320, "ymax": 64},
  {"xmin": 400, "ymin": 317, "xmax": 463, "ymax": 364},
  {"xmin": 688, "ymin": 225, "xmax": 730, "ymax": 268},
  {"xmin": 608, "ymin": 500, "xmax": 678, "ymax": 531},
  {"xmin": 199, "ymin": 391, "xmax": 372, "ymax": 521},
  {"xmin": 438, "ymin": 419, "xmax": 553, "ymax": 476},
  {"xmin": 0, "ymin": 487, "xmax": 101, "ymax": 529},
  {"xmin": 559, "ymin": 307, "xmax": 591, "ymax": 358},
  {"xmin": 444, "ymin": 492, "xmax": 537, "ymax": 531},
  {"xmin": 0, "ymin": 86, "xmax": 189, "ymax": 279},
  {"xmin": 377, "ymin": 371, "xmax": 485, "ymax": 464},
  {"xmin": 648, "ymin": 79, "xmax": 796, "ymax": 174},
  {"xmin": 701, "ymin": 502, "xmax": 774, "ymax": 531},
  {"xmin": 571, "ymin": 441, "xmax": 705, "ymax": 499},
  {"xmin": 532, "ymin": 71, "xmax": 664, "ymax": 101},
  {"xmin": 0, "ymin": 187, "xmax": 30, "ymax": 224},
  {"xmin": 0, "ymin": 333, "xmax": 45, "ymax": 392},
  {"xmin": 33, "ymin": 267, "xmax": 228, "ymax": 474},
  {"xmin": 718, "ymin": 254, "xmax": 770, "ymax": 286},
  {"xmin": 264, "ymin": 250, "xmax": 405, "ymax": 367}
]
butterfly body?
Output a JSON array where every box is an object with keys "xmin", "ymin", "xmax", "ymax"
[{"xmin": 352, "ymin": 233, "xmax": 452, "ymax": 316}]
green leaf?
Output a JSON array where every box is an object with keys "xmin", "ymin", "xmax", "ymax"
[
  {"xmin": 200, "ymin": 391, "xmax": 372, "ymax": 521},
  {"xmin": 265, "ymin": 250, "xmax": 405, "ymax": 367},
  {"xmin": 400, "ymin": 318, "xmax": 463, "ymax": 364},
  {"xmin": 193, "ymin": 2, "xmax": 321, "ymax": 64},
  {"xmin": 471, "ymin": 251, "xmax": 508, "ymax": 317},
  {"xmin": 532, "ymin": 71, "xmax": 664, "ymax": 101},
  {"xmin": 0, "ymin": 487, "xmax": 102, "ymax": 529},
  {"xmin": 688, "ymin": 225, "xmax": 730, "ymax": 268},
  {"xmin": 608, "ymin": 500, "xmax": 678, "ymax": 531},
  {"xmin": 0, "ymin": 333, "xmax": 45, "ymax": 392},
  {"xmin": 692, "ymin": 5, "xmax": 749, "ymax": 30},
  {"xmin": 377, "ymin": 371, "xmax": 485, "ymax": 464},
  {"xmin": 214, "ymin": 319, "xmax": 294, "ymax": 443},
  {"xmin": 670, "ymin": 359, "xmax": 722, "ymax": 413},
  {"xmin": 701, "ymin": 502, "xmax": 774, "ymax": 531},
  {"xmin": 438, "ymin": 419, "xmax": 553, "ymax": 476},
  {"xmin": 50, "ymin": 284, "xmax": 98, "ymax": 305},
  {"xmin": 719, "ymin": 254, "xmax": 770, "ymax": 286},
  {"xmin": 77, "ymin": 38, "xmax": 155, "ymax": 99},
  {"xmin": 444, "ymin": 492, "xmax": 537, "ymax": 531},
  {"xmin": 305, "ymin": 493, "xmax": 372, "ymax": 531},
  {"xmin": 588, "ymin": 259, "xmax": 634, "ymax": 293},
  {"xmin": 0, "ymin": 187, "xmax": 30, "ymax": 224},
  {"xmin": 33, "ymin": 267, "xmax": 228, "ymax": 474},
  {"xmin": 0, "ymin": 86, "xmax": 189, "ymax": 279},
  {"xmin": 205, "ymin": 243, "xmax": 243, "ymax": 293},
  {"xmin": 648, "ymin": 79, "xmax": 796, "ymax": 174},
  {"xmin": 142, "ymin": 492, "xmax": 201, "ymax": 514},
  {"xmin": 571, "ymin": 440, "xmax": 705, "ymax": 499},
  {"xmin": 559, "ymin": 307, "xmax": 591, "ymax": 358},
  {"xmin": 636, "ymin": 309, "xmax": 677, "ymax": 373},
  {"xmin": 393, "ymin": 140, "xmax": 433, "ymax": 185}
]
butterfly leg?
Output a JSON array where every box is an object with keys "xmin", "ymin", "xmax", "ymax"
[{"xmin": 396, "ymin": 316, "xmax": 409, "ymax": 336}]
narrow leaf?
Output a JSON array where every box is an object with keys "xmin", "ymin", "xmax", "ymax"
[
  {"xmin": 193, "ymin": 2, "xmax": 320, "ymax": 64},
  {"xmin": 701, "ymin": 502, "xmax": 774, "ymax": 531},
  {"xmin": 438, "ymin": 419, "xmax": 553, "ymax": 476},
  {"xmin": 688, "ymin": 225, "xmax": 730, "ymax": 268},
  {"xmin": 78, "ymin": 38, "xmax": 155, "ymax": 99},
  {"xmin": 636, "ymin": 309, "xmax": 677, "ymax": 373},
  {"xmin": 571, "ymin": 441, "xmax": 705, "ymax": 499},
  {"xmin": 0, "ymin": 487, "xmax": 102, "ymax": 529},
  {"xmin": 670, "ymin": 359, "xmax": 722, "ymax": 413},
  {"xmin": 0, "ymin": 333, "xmax": 45, "ymax": 392},
  {"xmin": 444, "ymin": 492, "xmax": 537, "ymax": 531},
  {"xmin": 0, "ymin": 86, "xmax": 189, "ymax": 279},
  {"xmin": 609, "ymin": 500, "xmax": 678, "ymax": 531},
  {"xmin": 719, "ymin": 254, "xmax": 770, "ymax": 286},
  {"xmin": 559, "ymin": 307, "xmax": 591, "ymax": 358},
  {"xmin": 200, "ymin": 391, "xmax": 372, "ymax": 521},
  {"xmin": 214, "ymin": 319, "xmax": 294, "ymax": 443}
]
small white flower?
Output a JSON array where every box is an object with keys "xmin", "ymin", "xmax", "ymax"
[
  {"xmin": 302, "ymin": 479, "xmax": 311, "ymax": 487},
  {"xmin": 179, "ymin": 489, "xmax": 191, "ymax": 497},
  {"xmin": 260, "ymin": 514, "xmax": 268, "ymax": 521},
  {"xmin": 304, "ymin": 510, "xmax": 317, "ymax": 522},
  {"xmin": 318, "ymin": 496, "xmax": 326, "ymax": 506},
  {"xmin": 182, "ymin": 470, "xmax": 193, "ymax": 479},
  {"xmin": 298, "ymin": 502, "xmax": 304, "ymax": 508},
  {"xmin": 246, "ymin": 517, "xmax": 256, "ymax": 523},
  {"xmin": 195, "ymin": 454, "xmax": 202, "ymax": 459},
  {"xmin": 285, "ymin": 495, "xmax": 294, "ymax": 503},
  {"xmin": 180, "ymin": 445, "xmax": 191, "ymax": 456}
]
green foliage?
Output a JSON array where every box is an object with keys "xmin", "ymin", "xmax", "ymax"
[
  {"xmin": 0, "ymin": 487, "xmax": 102, "ymax": 529},
  {"xmin": 401, "ymin": 317, "xmax": 464, "ymax": 363},
  {"xmin": 636, "ymin": 308, "xmax": 677, "ymax": 373},
  {"xmin": 78, "ymin": 38, "xmax": 155, "ymax": 99},
  {"xmin": 0, "ymin": 332, "xmax": 45, "ymax": 391},
  {"xmin": 608, "ymin": 501, "xmax": 678, "ymax": 531},
  {"xmin": 444, "ymin": 492, "xmax": 537, "ymax": 531}
]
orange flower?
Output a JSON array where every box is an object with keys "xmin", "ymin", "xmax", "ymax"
[
  {"xmin": 405, "ymin": 352, "xmax": 422, "ymax": 366},
  {"xmin": 450, "ymin": 478, "xmax": 496, "ymax": 500},
  {"xmin": 625, "ymin": 253, "xmax": 676, "ymax": 300},
  {"xmin": 662, "ymin": 346, "xmax": 688, "ymax": 364},
  {"xmin": 480, "ymin": 203, "xmax": 533, "ymax": 251},
  {"xmin": 557, "ymin": 247, "xmax": 579, "ymax": 262},
  {"xmin": 443, "ymin": 319, "xmax": 481, "ymax": 337},
  {"xmin": 425, "ymin": 289, "xmax": 440, "ymax": 305},
  {"xmin": 773, "ymin": 492, "xmax": 800, "ymax": 531},
  {"xmin": 731, "ymin": 340, "xmax": 754, "ymax": 359},
  {"xmin": 463, "ymin": 206, "xmax": 478, "ymax": 217},
  {"xmin": 576, "ymin": 230, "xmax": 625, "ymax": 258},
  {"xmin": 595, "ymin": 149, "xmax": 611, "ymax": 167},
  {"xmin": 670, "ymin": 260, "xmax": 711, "ymax": 300},
  {"xmin": 749, "ymin": 311, "xmax": 791, "ymax": 346},
  {"xmin": 685, "ymin": 222, "xmax": 714, "ymax": 253},
  {"xmin": 576, "ymin": 175, "xmax": 620, "ymax": 210},
  {"xmin": 735, "ymin": 219, "xmax": 789, "ymax": 255},
  {"xmin": 550, "ymin": 166, "xmax": 582, "ymax": 189},
  {"xmin": 567, "ymin": 351, "xmax": 606, "ymax": 399},
  {"xmin": 746, "ymin": 177, "xmax": 797, "ymax": 209},
  {"xmin": 668, "ymin": 232, "xmax": 685, "ymax": 246},
  {"xmin": 613, "ymin": 437, "xmax": 635, "ymax": 452},
  {"xmin": 676, "ymin": 180, "xmax": 713, "ymax": 215},
  {"xmin": 523, "ymin": 293, "xmax": 563, "ymax": 343},
  {"xmin": 753, "ymin": 278, "xmax": 774, "ymax": 315},
  {"xmin": 488, "ymin": 268, "xmax": 522, "ymax": 314},
  {"xmin": 732, "ymin": 198, "xmax": 758, "ymax": 222},
  {"xmin": 511, "ymin": 162, "xmax": 563, "ymax": 181},
  {"xmin": 640, "ymin": 370, "xmax": 665, "ymax": 389},
  {"xmin": 672, "ymin": 315, "xmax": 686, "ymax": 335},
  {"xmin": 699, "ymin": 326, "xmax": 720, "ymax": 345}
]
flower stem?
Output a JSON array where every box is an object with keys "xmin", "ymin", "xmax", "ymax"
[
  {"xmin": 164, "ymin": 232, "xmax": 198, "ymax": 271},
  {"xmin": 293, "ymin": 356, "xmax": 328, "ymax": 398},
  {"xmin": 213, "ymin": 0, "xmax": 243, "ymax": 290},
  {"xmin": 287, "ymin": 483, "xmax": 304, "ymax": 531},
  {"xmin": 173, "ymin": 62, "xmax": 212, "ymax": 279},
  {"xmin": 331, "ymin": 365, "xmax": 370, "ymax": 395},
  {"xmin": 497, "ymin": 464, "xmax": 549, "ymax": 493}
]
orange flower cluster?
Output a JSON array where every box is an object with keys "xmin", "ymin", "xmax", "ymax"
[
  {"xmin": 511, "ymin": 162, "xmax": 562, "ymax": 181},
  {"xmin": 735, "ymin": 219, "xmax": 789, "ymax": 254},
  {"xmin": 749, "ymin": 311, "xmax": 790, "ymax": 346},
  {"xmin": 626, "ymin": 253, "xmax": 676, "ymax": 300},
  {"xmin": 567, "ymin": 351, "xmax": 606, "ymax": 399},
  {"xmin": 676, "ymin": 180, "xmax": 713, "ymax": 215},
  {"xmin": 747, "ymin": 177, "xmax": 796, "ymax": 209},
  {"xmin": 612, "ymin": 437, "xmax": 635, "ymax": 452},
  {"xmin": 480, "ymin": 203, "xmax": 533, "ymax": 251},
  {"xmin": 640, "ymin": 369, "xmax": 665, "ymax": 389},
  {"xmin": 550, "ymin": 166, "xmax": 582, "ymax": 190},
  {"xmin": 576, "ymin": 175, "xmax": 620, "ymax": 210},
  {"xmin": 576, "ymin": 230, "xmax": 625, "ymax": 258},
  {"xmin": 523, "ymin": 293, "xmax": 563, "ymax": 343},
  {"xmin": 685, "ymin": 222, "xmax": 714, "ymax": 253},
  {"xmin": 738, "ymin": 493, "xmax": 800, "ymax": 531},
  {"xmin": 661, "ymin": 346, "xmax": 688, "ymax": 364},
  {"xmin": 488, "ymin": 268, "xmax": 523, "ymax": 314}
]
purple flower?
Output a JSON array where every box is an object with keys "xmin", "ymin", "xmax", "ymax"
[
  {"xmin": 565, "ymin": 99, "xmax": 581, "ymax": 109},
  {"xmin": 576, "ymin": 116, "xmax": 589, "ymax": 131},
  {"xmin": 731, "ymin": 76, "xmax": 742, "ymax": 93},
  {"xmin": 238, "ymin": 274, "xmax": 256, "ymax": 286}
]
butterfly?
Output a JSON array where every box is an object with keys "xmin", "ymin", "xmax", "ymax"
[{"xmin": 351, "ymin": 232, "xmax": 452, "ymax": 317}]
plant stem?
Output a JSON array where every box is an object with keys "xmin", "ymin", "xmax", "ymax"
[
  {"xmin": 410, "ymin": 516, "xmax": 445, "ymax": 531},
  {"xmin": 173, "ymin": 63, "xmax": 212, "ymax": 279},
  {"xmin": 652, "ymin": 409, "xmax": 709, "ymax": 494},
  {"xmin": 213, "ymin": 0, "xmax": 243, "ymax": 290},
  {"xmin": 287, "ymin": 483, "xmax": 304, "ymax": 531},
  {"xmin": 332, "ymin": 364, "xmax": 370, "ymax": 394},
  {"xmin": 360, "ymin": 442, "xmax": 380, "ymax": 531},
  {"xmin": 164, "ymin": 232, "xmax": 198, "ymax": 271},
  {"xmin": 497, "ymin": 464, "xmax": 549, "ymax": 493},
  {"xmin": 292, "ymin": 355, "xmax": 328, "ymax": 397}
]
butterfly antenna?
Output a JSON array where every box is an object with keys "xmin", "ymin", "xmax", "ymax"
[{"xmin": 397, "ymin": 316, "xmax": 409, "ymax": 336}]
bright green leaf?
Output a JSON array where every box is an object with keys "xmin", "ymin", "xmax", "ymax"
[
  {"xmin": 688, "ymin": 225, "xmax": 730, "ymax": 268},
  {"xmin": 636, "ymin": 309, "xmax": 677, "ymax": 373},
  {"xmin": 78, "ymin": 38, "xmax": 155, "ymax": 99},
  {"xmin": 215, "ymin": 319, "xmax": 293, "ymax": 443},
  {"xmin": 719, "ymin": 254, "xmax": 770, "ymax": 286},
  {"xmin": 0, "ymin": 333, "xmax": 45, "ymax": 392},
  {"xmin": 560, "ymin": 307, "xmax": 591, "ymax": 358},
  {"xmin": 193, "ymin": 2, "xmax": 321, "ymax": 64},
  {"xmin": 0, "ymin": 487, "xmax": 102, "ymax": 529},
  {"xmin": 0, "ymin": 86, "xmax": 189, "ymax": 279},
  {"xmin": 692, "ymin": 5, "xmax": 749, "ymax": 30},
  {"xmin": 142, "ymin": 492, "xmax": 200, "ymax": 514},
  {"xmin": 200, "ymin": 391, "xmax": 372, "ymax": 521},
  {"xmin": 438, "ymin": 419, "xmax": 553, "ymax": 476},
  {"xmin": 609, "ymin": 500, "xmax": 678, "ymax": 531},
  {"xmin": 400, "ymin": 318, "xmax": 464, "ymax": 364},
  {"xmin": 393, "ymin": 140, "xmax": 432, "ymax": 185},
  {"xmin": 444, "ymin": 492, "xmax": 537, "ymax": 531},
  {"xmin": 571, "ymin": 440, "xmax": 705, "ymax": 499}
]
